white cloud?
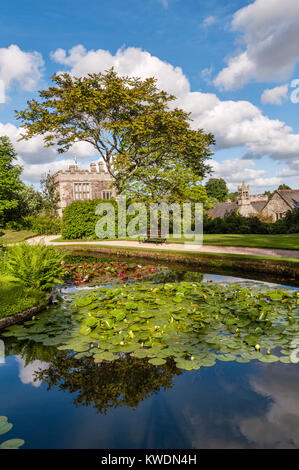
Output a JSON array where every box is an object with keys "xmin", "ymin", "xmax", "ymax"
[
  {"xmin": 0, "ymin": 121, "xmax": 97, "ymax": 183},
  {"xmin": 238, "ymin": 366, "xmax": 299, "ymax": 448},
  {"xmin": 202, "ymin": 16, "xmax": 218, "ymax": 27},
  {"xmin": 16, "ymin": 357, "xmax": 48, "ymax": 388},
  {"xmin": 261, "ymin": 84, "xmax": 289, "ymax": 105},
  {"xmin": 50, "ymin": 45, "xmax": 299, "ymax": 163},
  {"xmin": 210, "ymin": 158, "xmax": 282, "ymax": 190},
  {"xmin": 0, "ymin": 45, "xmax": 44, "ymax": 98},
  {"xmin": 214, "ymin": 0, "xmax": 299, "ymax": 90},
  {"xmin": 277, "ymin": 158, "xmax": 299, "ymax": 178},
  {"xmin": 51, "ymin": 45, "xmax": 190, "ymax": 98},
  {"xmin": 1, "ymin": 44, "xmax": 298, "ymax": 186}
]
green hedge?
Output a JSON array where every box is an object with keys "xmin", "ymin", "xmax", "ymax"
[
  {"xmin": 62, "ymin": 199, "xmax": 299, "ymax": 239},
  {"xmin": 5, "ymin": 216, "xmax": 61, "ymax": 235},
  {"xmin": 204, "ymin": 209, "xmax": 299, "ymax": 234},
  {"xmin": 62, "ymin": 198, "xmax": 119, "ymax": 240}
]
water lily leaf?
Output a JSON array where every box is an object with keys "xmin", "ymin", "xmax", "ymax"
[
  {"xmin": 79, "ymin": 326, "xmax": 92, "ymax": 336},
  {"xmin": 0, "ymin": 439, "xmax": 25, "ymax": 449},
  {"xmin": 0, "ymin": 421, "xmax": 13, "ymax": 436},
  {"xmin": 148, "ymin": 358, "xmax": 166, "ymax": 366}
]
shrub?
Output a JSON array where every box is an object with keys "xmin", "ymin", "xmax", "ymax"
[
  {"xmin": 4, "ymin": 243, "xmax": 65, "ymax": 290},
  {"xmin": 62, "ymin": 198, "xmax": 119, "ymax": 240},
  {"xmin": 23, "ymin": 215, "xmax": 61, "ymax": 235},
  {"xmin": 5, "ymin": 221, "xmax": 24, "ymax": 231},
  {"xmin": 203, "ymin": 212, "xmax": 269, "ymax": 234},
  {"xmin": 270, "ymin": 208, "xmax": 299, "ymax": 234}
]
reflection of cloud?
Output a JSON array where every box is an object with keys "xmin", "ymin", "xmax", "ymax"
[
  {"xmin": 238, "ymin": 364, "xmax": 299, "ymax": 448},
  {"xmin": 16, "ymin": 357, "xmax": 49, "ymax": 388}
]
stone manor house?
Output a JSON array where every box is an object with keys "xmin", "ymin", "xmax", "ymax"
[
  {"xmin": 209, "ymin": 182, "xmax": 299, "ymax": 222},
  {"xmin": 53, "ymin": 161, "xmax": 298, "ymax": 221},
  {"xmin": 54, "ymin": 161, "xmax": 116, "ymax": 217}
]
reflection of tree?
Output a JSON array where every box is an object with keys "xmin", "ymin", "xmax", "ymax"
[
  {"xmin": 152, "ymin": 270, "xmax": 204, "ymax": 284},
  {"xmin": 35, "ymin": 354, "xmax": 181, "ymax": 414},
  {"xmin": 5, "ymin": 339, "xmax": 57, "ymax": 365}
]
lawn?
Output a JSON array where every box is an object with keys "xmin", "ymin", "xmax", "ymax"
[
  {"xmin": 0, "ymin": 230, "xmax": 36, "ymax": 246},
  {"xmin": 52, "ymin": 233, "xmax": 299, "ymax": 251},
  {"xmin": 0, "ymin": 275, "xmax": 45, "ymax": 319},
  {"xmin": 202, "ymin": 233, "xmax": 299, "ymax": 250}
]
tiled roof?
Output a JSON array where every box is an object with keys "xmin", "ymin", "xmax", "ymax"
[
  {"xmin": 276, "ymin": 190, "xmax": 299, "ymax": 209},
  {"xmin": 208, "ymin": 202, "xmax": 238, "ymax": 219}
]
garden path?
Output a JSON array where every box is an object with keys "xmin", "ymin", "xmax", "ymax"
[{"xmin": 25, "ymin": 235, "xmax": 299, "ymax": 259}]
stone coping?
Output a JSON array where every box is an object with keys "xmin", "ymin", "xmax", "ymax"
[{"xmin": 0, "ymin": 293, "xmax": 52, "ymax": 330}]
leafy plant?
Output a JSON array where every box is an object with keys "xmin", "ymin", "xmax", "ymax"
[
  {"xmin": 16, "ymin": 69, "xmax": 214, "ymax": 196},
  {"xmin": 3, "ymin": 280, "xmax": 299, "ymax": 370},
  {"xmin": 4, "ymin": 243, "xmax": 65, "ymax": 290},
  {"xmin": 0, "ymin": 416, "xmax": 24, "ymax": 449},
  {"xmin": 63, "ymin": 260, "xmax": 159, "ymax": 285}
]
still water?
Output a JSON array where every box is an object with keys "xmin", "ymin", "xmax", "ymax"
[{"xmin": 1, "ymin": 263, "xmax": 299, "ymax": 449}]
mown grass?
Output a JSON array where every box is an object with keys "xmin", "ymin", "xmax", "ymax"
[
  {"xmin": 0, "ymin": 275, "xmax": 45, "ymax": 319},
  {"xmin": 0, "ymin": 230, "xmax": 36, "ymax": 246},
  {"xmin": 52, "ymin": 233, "xmax": 299, "ymax": 250},
  {"xmin": 203, "ymin": 234, "xmax": 299, "ymax": 250}
]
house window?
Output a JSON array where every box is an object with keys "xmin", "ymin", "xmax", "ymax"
[
  {"xmin": 102, "ymin": 191, "xmax": 112, "ymax": 200},
  {"xmin": 276, "ymin": 212, "xmax": 286, "ymax": 221},
  {"xmin": 74, "ymin": 183, "xmax": 90, "ymax": 200}
]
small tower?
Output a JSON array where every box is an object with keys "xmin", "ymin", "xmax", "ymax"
[{"xmin": 237, "ymin": 181, "xmax": 250, "ymax": 206}]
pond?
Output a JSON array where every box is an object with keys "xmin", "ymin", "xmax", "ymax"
[{"xmin": 0, "ymin": 254, "xmax": 299, "ymax": 449}]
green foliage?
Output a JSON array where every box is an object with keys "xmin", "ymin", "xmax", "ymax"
[
  {"xmin": 16, "ymin": 69, "xmax": 214, "ymax": 195},
  {"xmin": 5, "ymin": 221, "xmax": 24, "ymax": 231},
  {"xmin": 4, "ymin": 280, "xmax": 299, "ymax": 371},
  {"xmin": 63, "ymin": 260, "xmax": 159, "ymax": 285},
  {"xmin": 204, "ymin": 209, "xmax": 299, "ymax": 234},
  {"xmin": 0, "ymin": 229, "xmax": 36, "ymax": 246},
  {"xmin": 204, "ymin": 212, "xmax": 269, "ymax": 234},
  {"xmin": 270, "ymin": 208, "xmax": 299, "ymax": 234},
  {"xmin": 0, "ymin": 276, "xmax": 46, "ymax": 319},
  {"xmin": 62, "ymin": 198, "xmax": 118, "ymax": 240},
  {"xmin": 4, "ymin": 182, "xmax": 43, "ymax": 224},
  {"xmin": 123, "ymin": 154, "xmax": 210, "ymax": 204},
  {"xmin": 4, "ymin": 243, "xmax": 65, "ymax": 290},
  {"xmin": 278, "ymin": 184, "xmax": 291, "ymax": 190},
  {"xmin": 40, "ymin": 171, "xmax": 60, "ymax": 218},
  {"xmin": 35, "ymin": 353, "xmax": 180, "ymax": 414},
  {"xmin": 205, "ymin": 178, "xmax": 228, "ymax": 202},
  {"xmin": 0, "ymin": 136, "xmax": 23, "ymax": 224},
  {"xmin": 23, "ymin": 215, "xmax": 61, "ymax": 235},
  {"xmin": 0, "ymin": 416, "xmax": 24, "ymax": 449}
]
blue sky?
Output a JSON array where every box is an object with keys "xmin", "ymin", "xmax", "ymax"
[{"xmin": 0, "ymin": 0, "xmax": 299, "ymax": 192}]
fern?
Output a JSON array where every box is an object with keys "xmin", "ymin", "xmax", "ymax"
[{"xmin": 4, "ymin": 243, "xmax": 65, "ymax": 291}]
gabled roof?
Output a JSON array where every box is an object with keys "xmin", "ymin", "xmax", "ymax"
[
  {"xmin": 276, "ymin": 190, "xmax": 299, "ymax": 209},
  {"xmin": 251, "ymin": 200, "xmax": 268, "ymax": 212},
  {"xmin": 208, "ymin": 202, "xmax": 238, "ymax": 219}
]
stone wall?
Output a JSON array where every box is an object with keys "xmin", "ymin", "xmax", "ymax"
[
  {"xmin": 261, "ymin": 192, "xmax": 290, "ymax": 221},
  {"xmin": 54, "ymin": 163, "xmax": 116, "ymax": 217}
]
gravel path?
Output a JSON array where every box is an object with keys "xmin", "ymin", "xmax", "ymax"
[{"xmin": 25, "ymin": 235, "xmax": 299, "ymax": 259}]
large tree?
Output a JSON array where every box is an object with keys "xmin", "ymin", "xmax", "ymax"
[
  {"xmin": 40, "ymin": 171, "xmax": 60, "ymax": 218},
  {"xmin": 205, "ymin": 178, "xmax": 228, "ymax": 202},
  {"xmin": 0, "ymin": 136, "xmax": 23, "ymax": 224},
  {"xmin": 16, "ymin": 69, "xmax": 214, "ymax": 197}
]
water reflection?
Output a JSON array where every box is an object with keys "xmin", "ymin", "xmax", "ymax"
[
  {"xmin": 238, "ymin": 363, "xmax": 299, "ymax": 448},
  {"xmin": 36, "ymin": 354, "xmax": 181, "ymax": 414},
  {"xmin": 1, "ymin": 265, "xmax": 299, "ymax": 448},
  {"xmin": 3, "ymin": 337, "xmax": 299, "ymax": 448}
]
